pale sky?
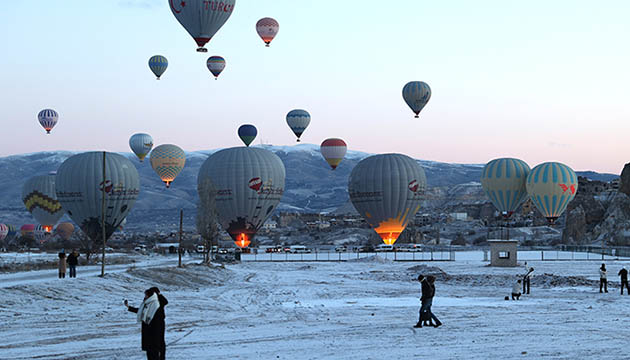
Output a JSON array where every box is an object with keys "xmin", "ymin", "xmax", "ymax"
[{"xmin": 1, "ymin": 0, "xmax": 628, "ymax": 173}]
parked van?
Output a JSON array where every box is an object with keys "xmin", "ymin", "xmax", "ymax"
[
  {"xmin": 289, "ymin": 245, "xmax": 311, "ymax": 253},
  {"xmin": 375, "ymin": 244, "xmax": 394, "ymax": 252}
]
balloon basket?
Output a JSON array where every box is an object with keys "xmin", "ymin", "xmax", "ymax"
[
  {"xmin": 156, "ymin": 77, "xmax": 161, "ymax": 80},
  {"xmin": 265, "ymin": 43, "xmax": 270, "ymax": 47},
  {"xmin": 197, "ymin": 48, "xmax": 208, "ymax": 53},
  {"xmin": 414, "ymin": 115, "xmax": 419, "ymax": 118}
]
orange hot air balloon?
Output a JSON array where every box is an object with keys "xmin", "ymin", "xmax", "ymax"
[{"xmin": 55, "ymin": 222, "xmax": 75, "ymax": 240}]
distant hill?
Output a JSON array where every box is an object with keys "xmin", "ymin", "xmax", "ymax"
[{"xmin": 0, "ymin": 145, "xmax": 618, "ymax": 232}]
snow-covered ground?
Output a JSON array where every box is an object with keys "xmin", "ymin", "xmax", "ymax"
[{"xmin": 1, "ymin": 253, "xmax": 629, "ymax": 359}]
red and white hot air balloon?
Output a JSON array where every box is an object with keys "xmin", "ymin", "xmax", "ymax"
[
  {"xmin": 320, "ymin": 138, "xmax": 347, "ymax": 170},
  {"xmin": 169, "ymin": 0, "xmax": 236, "ymax": 52},
  {"xmin": 256, "ymin": 17, "xmax": 279, "ymax": 47}
]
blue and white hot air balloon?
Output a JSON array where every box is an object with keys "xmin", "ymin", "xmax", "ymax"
[
  {"xmin": 129, "ymin": 133, "xmax": 154, "ymax": 162},
  {"xmin": 38, "ymin": 109, "xmax": 58, "ymax": 134},
  {"xmin": 526, "ymin": 162, "xmax": 578, "ymax": 224},
  {"xmin": 402, "ymin": 81, "xmax": 431, "ymax": 118},
  {"xmin": 148, "ymin": 55, "xmax": 168, "ymax": 80},
  {"xmin": 286, "ymin": 109, "xmax": 310, "ymax": 142},
  {"xmin": 481, "ymin": 158, "xmax": 530, "ymax": 218}
]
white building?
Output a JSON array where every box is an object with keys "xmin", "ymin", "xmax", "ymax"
[
  {"xmin": 449, "ymin": 212, "xmax": 468, "ymax": 221},
  {"xmin": 262, "ymin": 220, "xmax": 277, "ymax": 230}
]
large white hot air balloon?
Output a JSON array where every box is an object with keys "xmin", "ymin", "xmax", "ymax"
[
  {"xmin": 198, "ymin": 147, "xmax": 285, "ymax": 248},
  {"xmin": 22, "ymin": 172, "xmax": 64, "ymax": 232},
  {"xmin": 169, "ymin": 0, "xmax": 236, "ymax": 52},
  {"xmin": 348, "ymin": 154, "xmax": 426, "ymax": 245},
  {"xmin": 55, "ymin": 152, "xmax": 140, "ymax": 242}
]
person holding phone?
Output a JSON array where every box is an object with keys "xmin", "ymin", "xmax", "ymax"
[{"xmin": 125, "ymin": 288, "xmax": 168, "ymax": 360}]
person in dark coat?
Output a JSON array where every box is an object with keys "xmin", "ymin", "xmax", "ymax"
[
  {"xmin": 425, "ymin": 276, "xmax": 442, "ymax": 328},
  {"xmin": 619, "ymin": 267, "xmax": 629, "ymax": 295},
  {"xmin": 149, "ymin": 287, "xmax": 168, "ymax": 360},
  {"xmin": 125, "ymin": 288, "xmax": 168, "ymax": 360},
  {"xmin": 414, "ymin": 275, "xmax": 430, "ymax": 328},
  {"xmin": 523, "ymin": 267, "xmax": 534, "ymax": 294},
  {"xmin": 66, "ymin": 250, "xmax": 79, "ymax": 278}
]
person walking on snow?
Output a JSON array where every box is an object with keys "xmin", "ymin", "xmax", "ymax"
[
  {"xmin": 512, "ymin": 279, "xmax": 522, "ymax": 300},
  {"xmin": 425, "ymin": 276, "xmax": 442, "ymax": 328},
  {"xmin": 125, "ymin": 288, "xmax": 168, "ymax": 360},
  {"xmin": 66, "ymin": 249, "xmax": 79, "ymax": 278},
  {"xmin": 619, "ymin": 267, "xmax": 629, "ymax": 295},
  {"xmin": 523, "ymin": 266, "xmax": 534, "ymax": 294},
  {"xmin": 600, "ymin": 263, "xmax": 608, "ymax": 293},
  {"xmin": 414, "ymin": 275, "xmax": 431, "ymax": 328},
  {"xmin": 57, "ymin": 249, "xmax": 66, "ymax": 279}
]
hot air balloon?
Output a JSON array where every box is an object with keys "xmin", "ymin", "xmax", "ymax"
[
  {"xmin": 207, "ymin": 56, "xmax": 226, "ymax": 79},
  {"xmin": 22, "ymin": 172, "xmax": 64, "ymax": 232},
  {"xmin": 117, "ymin": 218, "xmax": 127, "ymax": 232},
  {"xmin": 320, "ymin": 138, "xmax": 347, "ymax": 170},
  {"xmin": 21, "ymin": 224, "xmax": 35, "ymax": 239},
  {"xmin": 402, "ymin": 81, "xmax": 431, "ymax": 118},
  {"xmin": 38, "ymin": 109, "xmax": 58, "ymax": 134},
  {"xmin": 238, "ymin": 124, "xmax": 257, "ymax": 146},
  {"xmin": 349, "ymin": 154, "xmax": 426, "ymax": 245},
  {"xmin": 148, "ymin": 55, "xmax": 168, "ymax": 80},
  {"xmin": 0, "ymin": 224, "xmax": 8, "ymax": 243},
  {"xmin": 286, "ymin": 109, "xmax": 310, "ymax": 142},
  {"xmin": 150, "ymin": 144, "xmax": 186, "ymax": 188},
  {"xmin": 129, "ymin": 133, "xmax": 154, "ymax": 162},
  {"xmin": 55, "ymin": 152, "xmax": 140, "ymax": 243},
  {"xmin": 526, "ymin": 162, "xmax": 578, "ymax": 224},
  {"xmin": 55, "ymin": 222, "xmax": 75, "ymax": 241},
  {"xmin": 256, "ymin": 17, "xmax": 279, "ymax": 47},
  {"xmin": 198, "ymin": 147, "xmax": 285, "ymax": 248},
  {"xmin": 169, "ymin": 0, "xmax": 236, "ymax": 52},
  {"xmin": 34, "ymin": 225, "xmax": 49, "ymax": 243},
  {"xmin": 6, "ymin": 224, "xmax": 17, "ymax": 243},
  {"xmin": 481, "ymin": 158, "xmax": 530, "ymax": 218}
]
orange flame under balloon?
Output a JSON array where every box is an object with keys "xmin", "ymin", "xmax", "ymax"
[{"xmin": 235, "ymin": 233, "xmax": 250, "ymax": 248}]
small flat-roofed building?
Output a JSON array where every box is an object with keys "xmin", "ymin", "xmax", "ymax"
[{"xmin": 488, "ymin": 240, "xmax": 518, "ymax": 267}]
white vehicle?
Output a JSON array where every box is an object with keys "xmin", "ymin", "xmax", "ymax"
[
  {"xmin": 375, "ymin": 244, "xmax": 394, "ymax": 252},
  {"xmin": 289, "ymin": 245, "xmax": 311, "ymax": 253},
  {"xmin": 396, "ymin": 244, "xmax": 422, "ymax": 252},
  {"xmin": 196, "ymin": 245, "xmax": 205, "ymax": 253},
  {"xmin": 335, "ymin": 246, "xmax": 347, "ymax": 252},
  {"xmin": 134, "ymin": 245, "xmax": 147, "ymax": 252}
]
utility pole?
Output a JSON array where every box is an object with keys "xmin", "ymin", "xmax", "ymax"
[
  {"xmin": 178, "ymin": 209, "xmax": 183, "ymax": 268},
  {"xmin": 100, "ymin": 151, "xmax": 107, "ymax": 277}
]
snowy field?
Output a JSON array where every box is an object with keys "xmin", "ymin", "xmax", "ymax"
[{"xmin": 1, "ymin": 253, "xmax": 630, "ymax": 359}]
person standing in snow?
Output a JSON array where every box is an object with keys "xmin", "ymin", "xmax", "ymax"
[
  {"xmin": 425, "ymin": 276, "xmax": 442, "ymax": 328},
  {"xmin": 149, "ymin": 287, "xmax": 168, "ymax": 360},
  {"xmin": 619, "ymin": 267, "xmax": 629, "ymax": 295},
  {"xmin": 512, "ymin": 279, "xmax": 522, "ymax": 300},
  {"xmin": 125, "ymin": 288, "xmax": 168, "ymax": 360},
  {"xmin": 600, "ymin": 263, "xmax": 608, "ymax": 293},
  {"xmin": 414, "ymin": 275, "xmax": 430, "ymax": 328},
  {"xmin": 523, "ymin": 267, "xmax": 533, "ymax": 294},
  {"xmin": 66, "ymin": 249, "xmax": 79, "ymax": 278},
  {"xmin": 57, "ymin": 249, "xmax": 66, "ymax": 279}
]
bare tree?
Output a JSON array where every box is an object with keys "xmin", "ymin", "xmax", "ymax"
[{"xmin": 197, "ymin": 178, "xmax": 220, "ymax": 263}]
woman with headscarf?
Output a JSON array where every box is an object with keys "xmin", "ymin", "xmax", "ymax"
[
  {"xmin": 57, "ymin": 249, "xmax": 66, "ymax": 279},
  {"xmin": 125, "ymin": 288, "xmax": 168, "ymax": 360}
]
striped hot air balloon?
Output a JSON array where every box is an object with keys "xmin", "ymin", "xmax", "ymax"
[
  {"xmin": 38, "ymin": 109, "xmax": 58, "ymax": 134},
  {"xmin": 320, "ymin": 138, "xmax": 347, "ymax": 170},
  {"xmin": 402, "ymin": 81, "xmax": 431, "ymax": 118},
  {"xmin": 21, "ymin": 224, "xmax": 36, "ymax": 239},
  {"xmin": 150, "ymin": 144, "xmax": 186, "ymax": 188},
  {"xmin": 238, "ymin": 124, "xmax": 257, "ymax": 146},
  {"xmin": 22, "ymin": 172, "xmax": 64, "ymax": 232},
  {"xmin": 256, "ymin": 17, "xmax": 279, "ymax": 47},
  {"xmin": 129, "ymin": 133, "xmax": 154, "ymax": 162},
  {"xmin": 526, "ymin": 162, "xmax": 578, "ymax": 224},
  {"xmin": 206, "ymin": 56, "xmax": 226, "ymax": 79},
  {"xmin": 481, "ymin": 158, "xmax": 530, "ymax": 218},
  {"xmin": 169, "ymin": 0, "xmax": 235, "ymax": 52},
  {"xmin": 148, "ymin": 55, "xmax": 168, "ymax": 80},
  {"xmin": 286, "ymin": 109, "xmax": 310, "ymax": 142},
  {"xmin": 349, "ymin": 154, "xmax": 426, "ymax": 245},
  {"xmin": 0, "ymin": 224, "xmax": 8, "ymax": 243}
]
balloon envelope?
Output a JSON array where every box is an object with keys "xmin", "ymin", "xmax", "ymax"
[
  {"xmin": 526, "ymin": 162, "xmax": 578, "ymax": 224},
  {"xmin": 169, "ymin": 0, "xmax": 236, "ymax": 52},
  {"xmin": 38, "ymin": 109, "xmax": 58, "ymax": 134},
  {"xmin": 198, "ymin": 147, "xmax": 285, "ymax": 248},
  {"xmin": 402, "ymin": 81, "xmax": 431, "ymax": 118},
  {"xmin": 6, "ymin": 225, "xmax": 17, "ymax": 241},
  {"xmin": 320, "ymin": 138, "xmax": 347, "ymax": 170},
  {"xmin": 150, "ymin": 144, "xmax": 186, "ymax": 188},
  {"xmin": 22, "ymin": 173, "xmax": 64, "ymax": 231},
  {"xmin": 286, "ymin": 109, "xmax": 310, "ymax": 142},
  {"xmin": 349, "ymin": 154, "xmax": 426, "ymax": 245},
  {"xmin": 21, "ymin": 224, "xmax": 35, "ymax": 239},
  {"xmin": 0, "ymin": 224, "xmax": 8, "ymax": 243},
  {"xmin": 55, "ymin": 222, "xmax": 75, "ymax": 240},
  {"xmin": 148, "ymin": 55, "xmax": 168, "ymax": 79},
  {"xmin": 256, "ymin": 17, "xmax": 279, "ymax": 46},
  {"xmin": 129, "ymin": 133, "xmax": 154, "ymax": 162},
  {"xmin": 207, "ymin": 56, "xmax": 226, "ymax": 79},
  {"xmin": 481, "ymin": 158, "xmax": 530, "ymax": 217},
  {"xmin": 238, "ymin": 124, "xmax": 257, "ymax": 146},
  {"xmin": 55, "ymin": 152, "xmax": 140, "ymax": 242}
]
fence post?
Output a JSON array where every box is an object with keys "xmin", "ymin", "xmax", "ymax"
[
  {"xmin": 431, "ymin": 250, "xmax": 433, "ymax": 261},
  {"xmin": 541, "ymin": 251, "xmax": 544, "ymax": 261}
]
